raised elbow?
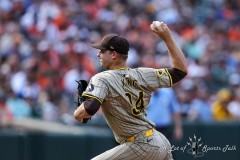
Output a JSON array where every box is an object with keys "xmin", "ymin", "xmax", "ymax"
[
  {"xmin": 168, "ymin": 68, "xmax": 188, "ymax": 84},
  {"xmin": 183, "ymin": 67, "xmax": 188, "ymax": 75}
]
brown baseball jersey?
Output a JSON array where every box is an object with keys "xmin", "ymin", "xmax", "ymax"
[{"xmin": 82, "ymin": 67, "xmax": 172, "ymax": 143}]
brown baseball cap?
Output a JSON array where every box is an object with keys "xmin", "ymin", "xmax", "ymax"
[{"xmin": 92, "ymin": 34, "xmax": 129, "ymax": 55}]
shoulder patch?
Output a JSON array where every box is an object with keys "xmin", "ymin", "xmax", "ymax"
[
  {"xmin": 87, "ymin": 84, "xmax": 94, "ymax": 92},
  {"xmin": 156, "ymin": 70, "xmax": 164, "ymax": 77}
]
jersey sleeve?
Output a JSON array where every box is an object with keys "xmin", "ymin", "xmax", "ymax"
[
  {"xmin": 82, "ymin": 74, "xmax": 109, "ymax": 104},
  {"xmin": 138, "ymin": 68, "xmax": 172, "ymax": 90}
]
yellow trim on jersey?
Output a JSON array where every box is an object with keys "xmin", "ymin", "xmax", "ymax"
[
  {"xmin": 165, "ymin": 69, "xmax": 173, "ymax": 87},
  {"xmin": 114, "ymin": 67, "xmax": 129, "ymax": 70},
  {"xmin": 126, "ymin": 136, "xmax": 135, "ymax": 142},
  {"xmin": 82, "ymin": 93, "xmax": 102, "ymax": 104},
  {"xmin": 125, "ymin": 129, "xmax": 153, "ymax": 142},
  {"xmin": 145, "ymin": 129, "xmax": 154, "ymax": 137}
]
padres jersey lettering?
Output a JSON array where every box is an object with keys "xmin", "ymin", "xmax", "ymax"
[{"xmin": 82, "ymin": 67, "xmax": 172, "ymax": 143}]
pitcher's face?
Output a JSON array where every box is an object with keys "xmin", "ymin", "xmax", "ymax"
[{"xmin": 97, "ymin": 50, "xmax": 114, "ymax": 69}]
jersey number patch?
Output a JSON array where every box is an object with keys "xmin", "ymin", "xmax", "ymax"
[{"xmin": 125, "ymin": 91, "xmax": 145, "ymax": 116}]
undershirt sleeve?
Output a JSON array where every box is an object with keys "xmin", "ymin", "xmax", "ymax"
[{"xmin": 167, "ymin": 68, "xmax": 187, "ymax": 84}]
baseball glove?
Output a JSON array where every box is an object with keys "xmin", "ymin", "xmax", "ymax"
[{"xmin": 75, "ymin": 80, "xmax": 90, "ymax": 123}]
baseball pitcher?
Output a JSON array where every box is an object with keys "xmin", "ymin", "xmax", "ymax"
[{"xmin": 74, "ymin": 21, "xmax": 188, "ymax": 160}]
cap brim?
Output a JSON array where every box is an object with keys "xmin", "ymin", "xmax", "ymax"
[{"xmin": 91, "ymin": 44, "xmax": 106, "ymax": 50}]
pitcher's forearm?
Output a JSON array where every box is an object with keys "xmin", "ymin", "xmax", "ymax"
[
  {"xmin": 74, "ymin": 103, "xmax": 91, "ymax": 122},
  {"xmin": 150, "ymin": 22, "xmax": 188, "ymax": 73},
  {"xmin": 164, "ymin": 37, "xmax": 188, "ymax": 73}
]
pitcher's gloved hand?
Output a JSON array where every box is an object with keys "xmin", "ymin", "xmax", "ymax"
[{"xmin": 75, "ymin": 80, "xmax": 91, "ymax": 123}]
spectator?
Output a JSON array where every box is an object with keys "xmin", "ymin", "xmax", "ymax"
[
  {"xmin": 0, "ymin": 90, "xmax": 13, "ymax": 126},
  {"xmin": 188, "ymin": 86, "xmax": 212, "ymax": 122},
  {"xmin": 6, "ymin": 88, "xmax": 32, "ymax": 118},
  {"xmin": 147, "ymin": 88, "xmax": 183, "ymax": 142},
  {"xmin": 37, "ymin": 90, "xmax": 58, "ymax": 122},
  {"xmin": 228, "ymin": 87, "xmax": 240, "ymax": 120},
  {"xmin": 176, "ymin": 79, "xmax": 196, "ymax": 119},
  {"xmin": 211, "ymin": 88, "xmax": 235, "ymax": 121}
]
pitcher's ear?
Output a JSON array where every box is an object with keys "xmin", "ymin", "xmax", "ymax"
[{"xmin": 111, "ymin": 51, "xmax": 118, "ymax": 59}]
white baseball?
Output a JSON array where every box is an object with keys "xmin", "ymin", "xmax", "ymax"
[{"xmin": 153, "ymin": 21, "xmax": 162, "ymax": 28}]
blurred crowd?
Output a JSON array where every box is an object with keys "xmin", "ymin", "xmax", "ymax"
[{"xmin": 0, "ymin": 0, "xmax": 240, "ymax": 127}]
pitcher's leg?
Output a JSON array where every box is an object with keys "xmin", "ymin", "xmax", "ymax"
[
  {"xmin": 158, "ymin": 131, "xmax": 173, "ymax": 160},
  {"xmin": 92, "ymin": 130, "xmax": 173, "ymax": 160},
  {"xmin": 91, "ymin": 143, "xmax": 133, "ymax": 160},
  {"xmin": 92, "ymin": 142, "xmax": 163, "ymax": 160}
]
